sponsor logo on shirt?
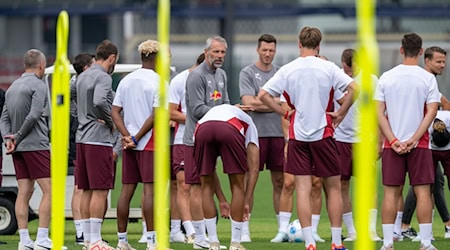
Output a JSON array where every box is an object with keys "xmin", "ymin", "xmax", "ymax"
[
  {"xmin": 255, "ymin": 73, "xmax": 262, "ymax": 81},
  {"xmin": 210, "ymin": 90, "xmax": 222, "ymax": 101},
  {"xmin": 218, "ymin": 82, "xmax": 224, "ymax": 88}
]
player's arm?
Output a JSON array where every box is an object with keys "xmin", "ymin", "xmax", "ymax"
[
  {"xmin": 241, "ymin": 95, "xmax": 280, "ymax": 113},
  {"xmin": 244, "ymin": 142, "xmax": 259, "ymax": 221},
  {"xmin": 440, "ymin": 95, "xmax": 450, "ymax": 111},
  {"xmin": 213, "ymin": 171, "xmax": 230, "ymax": 219},
  {"xmin": 405, "ymin": 102, "xmax": 439, "ymax": 152},
  {"xmin": 377, "ymin": 100, "xmax": 403, "ymax": 154},
  {"xmin": 112, "ymin": 105, "xmax": 129, "ymax": 137},
  {"xmin": 258, "ymin": 89, "xmax": 285, "ymax": 116},
  {"xmin": 169, "ymin": 103, "xmax": 186, "ymax": 124},
  {"xmin": 93, "ymin": 75, "xmax": 114, "ymax": 129},
  {"xmin": 327, "ymin": 81, "xmax": 359, "ymax": 127}
]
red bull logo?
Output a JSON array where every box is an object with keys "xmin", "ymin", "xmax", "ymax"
[{"xmin": 210, "ymin": 90, "xmax": 222, "ymax": 101}]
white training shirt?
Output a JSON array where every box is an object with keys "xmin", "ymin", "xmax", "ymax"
[
  {"xmin": 113, "ymin": 68, "xmax": 160, "ymax": 151},
  {"xmin": 196, "ymin": 104, "xmax": 259, "ymax": 148},
  {"xmin": 169, "ymin": 69, "xmax": 189, "ymax": 145},
  {"xmin": 263, "ymin": 56, "xmax": 353, "ymax": 142},
  {"xmin": 429, "ymin": 110, "xmax": 450, "ymax": 151},
  {"xmin": 334, "ymin": 71, "xmax": 379, "ymax": 143},
  {"xmin": 374, "ymin": 64, "xmax": 440, "ymax": 148}
]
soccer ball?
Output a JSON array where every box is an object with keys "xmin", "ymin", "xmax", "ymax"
[{"xmin": 287, "ymin": 219, "xmax": 304, "ymax": 242}]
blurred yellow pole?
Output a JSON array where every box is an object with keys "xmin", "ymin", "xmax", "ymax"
[
  {"xmin": 355, "ymin": 0, "xmax": 379, "ymax": 249},
  {"xmin": 155, "ymin": 0, "xmax": 171, "ymax": 249},
  {"xmin": 51, "ymin": 10, "xmax": 70, "ymax": 250}
]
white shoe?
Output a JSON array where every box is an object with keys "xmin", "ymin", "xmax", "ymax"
[
  {"xmin": 229, "ymin": 242, "xmax": 246, "ymax": 250},
  {"xmin": 193, "ymin": 240, "xmax": 210, "ymax": 249},
  {"xmin": 379, "ymin": 244, "xmax": 394, "ymax": 250},
  {"xmin": 170, "ymin": 231, "xmax": 186, "ymax": 243},
  {"xmin": 34, "ymin": 238, "xmax": 66, "ymax": 250},
  {"xmin": 240, "ymin": 234, "xmax": 251, "ymax": 243},
  {"xmin": 420, "ymin": 244, "xmax": 437, "ymax": 250},
  {"xmin": 18, "ymin": 241, "xmax": 34, "ymax": 250},
  {"xmin": 270, "ymin": 232, "xmax": 288, "ymax": 243},
  {"xmin": 370, "ymin": 231, "xmax": 382, "ymax": 241},
  {"xmin": 312, "ymin": 231, "xmax": 325, "ymax": 242},
  {"xmin": 445, "ymin": 226, "xmax": 450, "ymax": 239},
  {"xmin": 186, "ymin": 234, "xmax": 195, "ymax": 244},
  {"xmin": 393, "ymin": 232, "xmax": 404, "ymax": 241},
  {"xmin": 343, "ymin": 233, "xmax": 357, "ymax": 241},
  {"xmin": 138, "ymin": 234, "xmax": 147, "ymax": 244},
  {"xmin": 116, "ymin": 242, "xmax": 137, "ymax": 250},
  {"xmin": 89, "ymin": 240, "xmax": 115, "ymax": 250},
  {"xmin": 209, "ymin": 242, "xmax": 220, "ymax": 250}
]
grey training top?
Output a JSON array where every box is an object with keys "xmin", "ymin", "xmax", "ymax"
[
  {"xmin": 239, "ymin": 63, "xmax": 283, "ymax": 137},
  {"xmin": 0, "ymin": 73, "xmax": 49, "ymax": 151},
  {"xmin": 76, "ymin": 64, "xmax": 114, "ymax": 144},
  {"xmin": 183, "ymin": 61, "xmax": 230, "ymax": 146}
]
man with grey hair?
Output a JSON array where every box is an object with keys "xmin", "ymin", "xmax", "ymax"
[
  {"xmin": 112, "ymin": 39, "xmax": 161, "ymax": 250},
  {"xmin": 0, "ymin": 49, "xmax": 52, "ymax": 250},
  {"xmin": 183, "ymin": 35, "xmax": 231, "ymax": 249}
]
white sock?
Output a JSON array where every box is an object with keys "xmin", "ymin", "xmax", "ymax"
[
  {"xmin": 146, "ymin": 231, "xmax": 156, "ymax": 246},
  {"xmin": 182, "ymin": 220, "xmax": 195, "ymax": 237},
  {"xmin": 142, "ymin": 220, "xmax": 147, "ymax": 235},
  {"xmin": 393, "ymin": 212, "xmax": 403, "ymax": 235},
  {"xmin": 192, "ymin": 220, "xmax": 206, "ymax": 242},
  {"xmin": 369, "ymin": 209, "xmax": 378, "ymax": 232},
  {"xmin": 312, "ymin": 214, "xmax": 321, "ymax": 233},
  {"xmin": 331, "ymin": 227, "xmax": 342, "ymax": 246},
  {"xmin": 118, "ymin": 232, "xmax": 128, "ymax": 243},
  {"xmin": 419, "ymin": 223, "xmax": 433, "ymax": 246},
  {"xmin": 36, "ymin": 227, "xmax": 49, "ymax": 245},
  {"xmin": 205, "ymin": 217, "xmax": 218, "ymax": 243},
  {"xmin": 242, "ymin": 214, "xmax": 250, "ymax": 235},
  {"xmin": 170, "ymin": 219, "xmax": 182, "ymax": 235},
  {"xmin": 343, "ymin": 212, "xmax": 356, "ymax": 235},
  {"xmin": 231, "ymin": 219, "xmax": 243, "ymax": 243},
  {"xmin": 19, "ymin": 229, "xmax": 32, "ymax": 244},
  {"xmin": 276, "ymin": 214, "xmax": 280, "ymax": 228},
  {"xmin": 382, "ymin": 224, "xmax": 394, "ymax": 247},
  {"xmin": 278, "ymin": 212, "xmax": 291, "ymax": 234},
  {"xmin": 90, "ymin": 217, "xmax": 103, "ymax": 243},
  {"xmin": 74, "ymin": 219, "xmax": 83, "ymax": 238},
  {"xmin": 302, "ymin": 226, "xmax": 314, "ymax": 247},
  {"xmin": 82, "ymin": 219, "xmax": 91, "ymax": 244}
]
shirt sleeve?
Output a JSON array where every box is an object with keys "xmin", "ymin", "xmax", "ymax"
[
  {"xmin": 239, "ymin": 68, "xmax": 257, "ymax": 97},
  {"xmin": 186, "ymin": 72, "xmax": 211, "ymax": 120},
  {"xmin": 262, "ymin": 69, "xmax": 285, "ymax": 97},
  {"xmin": 93, "ymin": 74, "xmax": 113, "ymax": 128}
]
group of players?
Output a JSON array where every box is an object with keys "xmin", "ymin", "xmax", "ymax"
[{"xmin": 2, "ymin": 25, "xmax": 450, "ymax": 250}]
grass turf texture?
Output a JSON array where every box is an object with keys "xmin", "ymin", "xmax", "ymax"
[{"xmin": 1, "ymin": 161, "xmax": 450, "ymax": 249}]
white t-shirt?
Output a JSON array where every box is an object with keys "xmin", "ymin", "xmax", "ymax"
[
  {"xmin": 430, "ymin": 110, "xmax": 450, "ymax": 151},
  {"xmin": 334, "ymin": 71, "xmax": 379, "ymax": 143},
  {"xmin": 263, "ymin": 56, "xmax": 353, "ymax": 142},
  {"xmin": 196, "ymin": 104, "xmax": 259, "ymax": 148},
  {"xmin": 113, "ymin": 68, "xmax": 160, "ymax": 151},
  {"xmin": 374, "ymin": 64, "xmax": 440, "ymax": 148},
  {"xmin": 169, "ymin": 69, "xmax": 189, "ymax": 145}
]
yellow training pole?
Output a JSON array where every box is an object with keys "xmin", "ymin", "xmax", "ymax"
[
  {"xmin": 354, "ymin": 0, "xmax": 379, "ymax": 249},
  {"xmin": 51, "ymin": 10, "xmax": 70, "ymax": 250},
  {"xmin": 155, "ymin": 0, "xmax": 171, "ymax": 249}
]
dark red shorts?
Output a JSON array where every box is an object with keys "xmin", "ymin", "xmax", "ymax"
[
  {"xmin": 258, "ymin": 137, "xmax": 284, "ymax": 172},
  {"xmin": 285, "ymin": 137, "xmax": 341, "ymax": 177},
  {"xmin": 76, "ymin": 143, "xmax": 115, "ymax": 190},
  {"xmin": 122, "ymin": 149, "xmax": 154, "ymax": 184},
  {"xmin": 432, "ymin": 150, "xmax": 450, "ymax": 177},
  {"xmin": 184, "ymin": 146, "xmax": 200, "ymax": 184},
  {"xmin": 336, "ymin": 141, "xmax": 353, "ymax": 180},
  {"xmin": 381, "ymin": 148, "xmax": 434, "ymax": 186},
  {"xmin": 194, "ymin": 121, "xmax": 247, "ymax": 176},
  {"xmin": 12, "ymin": 150, "xmax": 50, "ymax": 180},
  {"xmin": 172, "ymin": 144, "xmax": 186, "ymax": 177}
]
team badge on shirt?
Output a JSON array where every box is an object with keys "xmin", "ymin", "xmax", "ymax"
[{"xmin": 210, "ymin": 90, "xmax": 222, "ymax": 101}]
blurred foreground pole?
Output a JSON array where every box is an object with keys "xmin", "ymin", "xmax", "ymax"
[
  {"xmin": 51, "ymin": 10, "xmax": 70, "ymax": 250},
  {"xmin": 355, "ymin": 0, "xmax": 379, "ymax": 249},
  {"xmin": 155, "ymin": 0, "xmax": 170, "ymax": 249}
]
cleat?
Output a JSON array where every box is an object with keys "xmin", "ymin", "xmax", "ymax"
[
  {"xmin": 331, "ymin": 243, "xmax": 347, "ymax": 250},
  {"xmin": 170, "ymin": 231, "xmax": 186, "ymax": 243},
  {"xmin": 240, "ymin": 234, "xmax": 251, "ymax": 243},
  {"xmin": 445, "ymin": 226, "xmax": 450, "ymax": 239},
  {"xmin": 229, "ymin": 242, "xmax": 245, "ymax": 250},
  {"xmin": 186, "ymin": 234, "xmax": 195, "ymax": 244},
  {"xmin": 313, "ymin": 231, "xmax": 326, "ymax": 243},
  {"xmin": 18, "ymin": 241, "xmax": 34, "ymax": 250},
  {"xmin": 380, "ymin": 244, "xmax": 394, "ymax": 250},
  {"xmin": 393, "ymin": 232, "xmax": 403, "ymax": 241},
  {"xmin": 420, "ymin": 244, "xmax": 437, "ymax": 250},
  {"xmin": 193, "ymin": 240, "xmax": 210, "ymax": 249},
  {"xmin": 270, "ymin": 232, "xmax": 288, "ymax": 243},
  {"xmin": 306, "ymin": 244, "xmax": 316, "ymax": 250},
  {"xmin": 138, "ymin": 234, "xmax": 147, "ymax": 244},
  {"xmin": 89, "ymin": 240, "xmax": 115, "ymax": 250},
  {"xmin": 209, "ymin": 242, "xmax": 220, "ymax": 250},
  {"xmin": 401, "ymin": 227, "xmax": 417, "ymax": 239},
  {"xmin": 343, "ymin": 233, "xmax": 357, "ymax": 242},
  {"xmin": 116, "ymin": 242, "xmax": 136, "ymax": 250},
  {"xmin": 370, "ymin": 231, "xmax": 382, "ymax": 241}
]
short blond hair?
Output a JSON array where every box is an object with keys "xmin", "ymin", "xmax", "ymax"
[{"xmin": 138, "ymin": 39, "xmax": 160, "ymax": 57}]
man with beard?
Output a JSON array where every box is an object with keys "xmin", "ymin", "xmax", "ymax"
[
  {"xmin": 183, "ymin": 35, "xmax": 230, "ymax": 249},
  {"xmin": 75, "ymin": 39, "xmax": 119, "ymax": 250},
  {"xmin": 239, "ymin": 34, "xmax": 283, "ymax": 243}
]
